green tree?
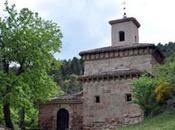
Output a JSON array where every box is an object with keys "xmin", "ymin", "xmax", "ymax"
[
  {"xmin": 155, "ymin": 52, "xmax": 175, "ymax": 85},
  {"xmin": 62, "ymin": 74, "xmax": 82, "ymax": 94},
  {"xmin": 50, "ymin": 57, "xmax": 84, "ymax": 94},
  {"xmin": 132, "ymin": 75, "xmax": 157, "ymax": 116},
  {"xmin": 157, "ymin": 42, "xmax": 175, "ymax": 57},
  {"xmin": 153, "ymin": 52, "xmax": 175, "ymax": 106},
  {"xmin": 0, "ymin": 1, "xmax": 63, "ymax": 129},
  {"xmin": 59, "ymin": 57, "xmax": 84, "ymax": 80},
  {"xmin": 71, "ymin": 57, "xmax": 83, "ymax": 75}
]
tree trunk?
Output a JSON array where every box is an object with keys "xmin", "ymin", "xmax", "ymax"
[
  {"xmin": 19, "ymin": 107, "xmax": 25, "ymax": 130},
  {"xmin": 3, "ymin": 102, "xmax": 14, "ymax": 130}
]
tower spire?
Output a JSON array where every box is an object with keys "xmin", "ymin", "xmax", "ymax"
[{"xmin": 122, "ymin": 0, "xmax": 127, "ymax": 18}]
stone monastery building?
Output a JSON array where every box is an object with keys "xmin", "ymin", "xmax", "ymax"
[{"xmin": 39, "ymin": 16, "xmax": 164, "ymax": 130}]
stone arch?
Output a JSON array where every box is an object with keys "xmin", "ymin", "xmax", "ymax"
[
  {"xmin": 52, "ymin": 106, "xmax": 73, "ymax": 130},
  {"xmin": 57, "ymin": 108, "xmax": 69, "ymax": 130}
]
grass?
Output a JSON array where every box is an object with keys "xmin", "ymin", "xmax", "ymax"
[{"xmin": 118, "ymin": 110, "xmax": 175, "ymax": 130}]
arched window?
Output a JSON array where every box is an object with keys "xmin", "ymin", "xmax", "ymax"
[{"xmin": 119, "ymin": 31, "xmax": 125, "ymax": 42}]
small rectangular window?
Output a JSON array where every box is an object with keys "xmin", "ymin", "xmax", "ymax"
[
  {"xmin": 135, "ymin": 36, "xmax": 137, "ymax": 42},
  {"xmin": 119, "ymin": 31, "xmax": 125, "ymax": 41},
  {"xmin": 95, "ymin": 96, "xmax": 100, "ymax": 103},
  {"xmin": 126, "ymin": 94, "xmax": 132, "ymax": 102}
]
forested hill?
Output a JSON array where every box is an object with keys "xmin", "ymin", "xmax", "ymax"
[
  {"xmin": 50, "ymin": 57, "xmax": 84, "ymax": 94},
  {"xmin": 157, "ymin": 42, "xmax": 175, "ymax": 57},
  {"xmin": 51, "ymin": 42, "xmax": 175, "ymax": 95}
]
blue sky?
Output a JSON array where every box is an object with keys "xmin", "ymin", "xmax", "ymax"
[{"xmin": 1, "ymin": 0, "xmax": 175, "ymax": 59}]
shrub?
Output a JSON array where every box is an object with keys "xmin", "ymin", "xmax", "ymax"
[
  {"xmin": 132, "ymin": 75, "xmax": 157, "ymax": 116},
  {"xmin": 155, "ymin": 82, "xmax": 173, "ymax": 103}
]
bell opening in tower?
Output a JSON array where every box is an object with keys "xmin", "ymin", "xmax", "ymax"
[{"xmin": 119, "ymin": 31, "xmax": 125, "ymax": 42}]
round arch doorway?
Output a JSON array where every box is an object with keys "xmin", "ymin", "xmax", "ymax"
[{"xmin": 57, "ymin": 109, "xmax": 69, "ymax": 130}]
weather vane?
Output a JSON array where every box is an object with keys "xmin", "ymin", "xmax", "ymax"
[{"xmin": 122, "ymin": 0, "xmax": 127, "ymax": 18}]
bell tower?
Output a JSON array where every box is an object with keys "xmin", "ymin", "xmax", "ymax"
[
  {"xmin": 109, "ymin": 17, "xmax": 140, "ymax": 46},
  {"xmin": 109, "ymin": 0, "xmax": 140, "ymax": 46}
]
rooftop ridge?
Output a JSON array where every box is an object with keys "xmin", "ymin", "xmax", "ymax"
[
  {"xmin": 109, "ymin": 17, "xmax": 141, "ymax": 28},
  {"xmin": 79, "ymin": 43, "xmax": 155, "ymax": 56}
]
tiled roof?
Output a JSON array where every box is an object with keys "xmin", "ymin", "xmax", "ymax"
[
  {"xmin": 51, "ymin": 91, "xmax": 83, "ymax": 100},
  {"xmin": 42, "ymin": 92, "xmax": 83, "ymax": 104},
  {"xmin": 109, "ymin": 17, "xmax": 141, "ymax": 28},
  {"xmin": 79, "ymin": 43, "xmax": 155, "ymax": 56},
  {"xmin": 80, "ymin": 69, "xmax": 146, "ymax": 82}
]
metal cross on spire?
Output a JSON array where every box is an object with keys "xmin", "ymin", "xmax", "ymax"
[{"xmin": 122, "ymin": 0, "xmax": 127, "ymax": 18}]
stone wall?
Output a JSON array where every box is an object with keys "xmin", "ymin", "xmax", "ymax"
[
  {"xmin": 0, "ymin": 127, "xmax": 10, "ymax": 130},
  {"xmin": 39, "ymin": 101, "xmax": 83, "ymax": 130},
  {"xmin": 111, "ymin": 21, "xmax": 139, "ymax": 46},
  {"xmin": 80, "ymin": 44, "xmax": 163, "ymax": 130},
  {"xmin": 39, "ymin": 104, "xmax": 56, "ymax": 129},
  {"xmin": 83, "ymin": 79, "xmax": 144, "ymax": 130},
  {"xmin": 84, "ymin": 54, "xmax": 156, "ymax": 75}
]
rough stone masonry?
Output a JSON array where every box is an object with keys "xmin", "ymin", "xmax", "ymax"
[{"xmin": 39, "ymin": 17, "xmax": 164, "ymax": 130}]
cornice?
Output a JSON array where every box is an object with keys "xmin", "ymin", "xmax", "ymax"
[
  {"xmin": 80, "ymin": 69, "xmax": 145, "ymax": 83},
  {"xmin": 79, "ymin": 44, "xmax": 164, "ymax": 63}
]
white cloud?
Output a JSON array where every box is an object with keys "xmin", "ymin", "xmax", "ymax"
[
  {"xmin": 1, "ymin": 0, "xmax": 175, "ymax": 59},
  {"xmin": 126, "ymin": 0, "xmax": 175, "ymax": 43}
]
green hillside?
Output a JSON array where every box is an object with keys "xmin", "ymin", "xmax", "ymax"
[{"xmin": 118, "ymin": 110, "xmax": 175, "ymax": 130}]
